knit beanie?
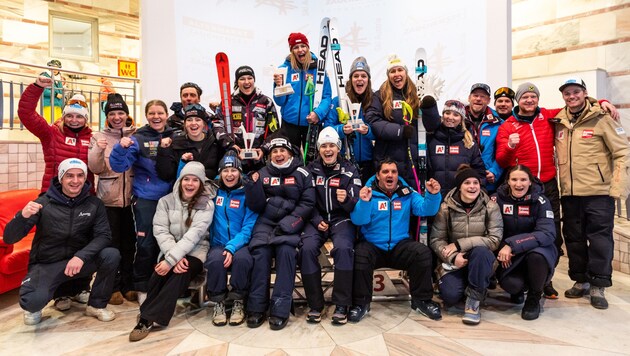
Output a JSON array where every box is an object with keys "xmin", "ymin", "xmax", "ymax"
[
  {"xmin": 288, "ymin": 32, "xmax": 309, "ymax": 49},
  {"xmin": 63, "ymin": 94, "xmax": 89, "ymax": 119},
  {"xmin": 317, "ymin": 126, "xmax": 342, "ymax": 149},
  {"xmin": 264, "ymin": 134, "xmax": 294, "ymax": 155},
  {"xmin": 104, "ymin": 93, "xmax": 129, "ymax": 115},
  {"xmin": 235, "ymin": 66, "xmax": 255, "ymax": 82},
  {"xmin": 515, "ymin": 82, "xmax": 540, "ymax": 102},
  {"xmin": 179, "ymin": 161, "xmax": 207, "ymax": 183},
  {"xmin": 219, "ymin": 152, "xmax": 242, "ymax": 172},
  {"xmin": 455, "ymin": 164, "xmax": 481, "ymax": 190},
  {"xmin": 349, "ymin": 56, "xmax": 371, "ymax": 78},
  {"xmin": 58, "ymin": 158, "xmax": 87, "ymax": 180},
  {"xmin": 442, "ymin": 100, "xmax": 466, "ymax": 118},
  {"xmin": 184, "ymin": 104, "xmax": 209, "ymax": 122},
  {"xmin": 386, "ymin": 54, "xmax": 407, "ymax": 73}
]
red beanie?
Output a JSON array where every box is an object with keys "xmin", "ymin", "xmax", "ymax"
[{"xmin": 288, "ymin": 32, "xmax": 309, "ymax": 49}]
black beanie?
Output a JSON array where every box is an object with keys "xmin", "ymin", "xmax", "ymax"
[
  {"xmin": 235, "ymin": 66, "xmax": 255, "ymax": 82},
  {"xmin": 455, "ymin": 165, "xmax": 481, "ymax": 189},
  {"xmin": 105, "ymin": 93, "xmax": 129, "ymax": 115}
]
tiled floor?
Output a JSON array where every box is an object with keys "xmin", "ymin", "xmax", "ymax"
[{"xmin": 1, "ymin": 255, "xmax": 629, "ymax": 356}]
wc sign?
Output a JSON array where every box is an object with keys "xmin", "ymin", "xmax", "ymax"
[{"xmin": 118, "ymin": 60, "xmax": 138, "ymax": 78}]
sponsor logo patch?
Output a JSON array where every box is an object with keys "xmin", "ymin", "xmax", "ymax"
[
  {"xmin": 284, "ymin": 177, "xmax": 295, "ymax": 185},
  {"xmin": 271, "ymin": 177, "xmax": 281, "ymax": 186},
  {"xmin": 291, "ymin": 73, "xmax": 299, "ymax": 82},
  {"xmin": 81, "ymin": 139, "xmax": 90, "ymax": 146},
  {"xmin": 581, "ymin": 129, "xmax": 594, "ymax": 139},
  {"xmin": 378, "ymin": 201, "xmax": 388, "ymax": 211},
  {"xmin": 216, "ymin": 196, "xmax": 224, "ymax": 206},
  {"xmin": 435, "ymin": 145, "xmax": 445, "ymax": 154},
  {"xmin": 556, "ymin": 130, "xmax": 565, "ymax": 140},
  {"xmin": 393, "ymin": 100, "xmax": 402, "ymax": 109},
  {"xmin": 482, "ymin": 129, "xmax": 491, "ymax": 136},
  {"xmin": 65, "ymin": 137, "xmax": 76, "ymax": 146},
  {"xmin": 546, "ymin": 210, "xmax": 554, "ymax": 219},
  {"xmin": 615, "ymin": 127, "xmax": 626, "ymax": 135},
  {"xmin": 353, "ymin": 178, "xmax": 362, "ymax": 186},
  {"xmin": 316, "ymin": 176, "xmax": 325, "ymax": 185},
  {"xmin": 393, "ymin": 201, "xmax": 402, "ymax": 210},
  {"xmin": 329, "ymin": 178, "xmax": 340, "ymax": 187},
  {"xmin": 449, "ymin": 146, "xmax": 460, "ymax": 154},
  {"xmin": 518, "ymin": 206, "xmax": 530, "ymax": 216},
  {"xmin": 263, "ymin": 177, "xmax": 270, "ymax": 184},
  {"xmin": 229, "ymin": 199, "xmax": 240, "ymax": 209},
  {"xmin": 503, "ymin": 204, "xmax": 513, "ymax": 215}
]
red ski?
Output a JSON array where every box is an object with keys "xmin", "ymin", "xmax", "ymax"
[{"xmin": 216, "ymin": 52, "xmax": 233, "ymax": 137}]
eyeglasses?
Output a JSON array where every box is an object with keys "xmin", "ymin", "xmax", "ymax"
[
  {"xmin": 67, "ymin": 99, "xmax": 88, "ymax": 108},
  {"xmin": 494, "ymin": 87, "xmax": 515, "ymax": 99}
]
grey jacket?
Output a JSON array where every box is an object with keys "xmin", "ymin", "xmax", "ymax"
[
  {"xmin": 430, "ymin": 188, "xmax": 503, "ymax": 276},
  {"xmin": 153, "ymin": 172, "xmax": 216, "ymax": 267}
]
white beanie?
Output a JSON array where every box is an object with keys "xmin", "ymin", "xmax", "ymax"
[
  {"xmin": 386, "ymin": 54, "xmax": 407, "ymax": 73},
  {"xmin": 63, "ymin": 94, "xmax": 89, "ymax": 119},
  {"xmin": 179, "ymin": 161, "xmax": 208, "ymax": 183},
  {"xmin": 58, "ymin": 158, "xmax": 87, "ymax": 180},
  {"xmin": 317, "ymin": 126, "xmax": 341, "ymax": 149}
]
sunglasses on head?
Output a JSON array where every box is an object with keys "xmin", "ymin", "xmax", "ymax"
[
  {"xmin": 444, "ymin": 100, "xmax": 465, "ymax": 110},
  {"xmin": 494, "ymin": 87, "xmax": 515, "ymax": 99},
  {"xmin": 67, "ymin": 99, "xmax": 88, "ymax": 108}
]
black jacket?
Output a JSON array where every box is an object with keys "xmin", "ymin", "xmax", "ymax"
[
  {"xmin": 4, "ymin": 179, "xmax": 112, "ymax": 265},
  {"xmin": 156, "ymin": 131, "xmax": 222, "ymax": 181},
  {"xmin": 306, "ymin": 158, "xmax": 361, "ymax": 226}
]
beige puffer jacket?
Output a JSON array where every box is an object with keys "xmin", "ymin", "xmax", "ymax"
[
  {"xmin": 88, "ymin": 119, "xmax": 136, "ymax": 207},
  {"xmin": 430, "ymin": 188, "xmax": 503, "ymax": 277},
  {"xmin": 554, "ymin": 98, "xmax": 629, "ymax": 198}
]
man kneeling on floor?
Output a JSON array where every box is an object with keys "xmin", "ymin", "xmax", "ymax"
[
  {"xmin": 348, "ymin": 158, "xmax": 443, "ymax": 322},
  {"xmin": 4, "ymin": 158, "xmax": 120, "ymax": 325}
]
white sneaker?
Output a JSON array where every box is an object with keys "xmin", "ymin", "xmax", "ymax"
[
  {"xmin": 85, "ymin": 305, "xmax": 116, "ymax": 322},
  {"xmin": 24, "ymin": 310, "xmax": 42, "ymax": 325},
  {"xmin": 73, "ymin": 290, "xmax": 90, "ymax": 304},
  {"xmin": 54, "ymin": 297, "xmax": 71, "ymax": 311},
  {"xmin": 137, "ymin": 292, "xmax": 147, "ymax": 306}
]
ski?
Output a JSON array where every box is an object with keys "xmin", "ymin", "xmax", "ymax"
[
  {"xmin": 304, "ymin": 17, "xmax": 330, "ymax": 164},
  {"xmin": 328, "ymin": 17, "xmax": 358, "ymax": 168},
  {"xmin": 216, "ymin": 52, "xmax": 233, "ymax": 138},
  {"xmin": 415, "ymin": 48, "xmax": 429, "ymax": 244}
]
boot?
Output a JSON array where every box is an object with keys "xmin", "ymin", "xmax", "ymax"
[
  {"xmin": 521, "ymin": 293, "xmax": 541, "ymax": 320},
  {"xmin": 301, "ymin": 273, "xmax": 324, "ymax": 322},
  {"xmin": 590, "ymin": 287, "xmax": 608, "ymax": 309},
  {"xmin": 212, "ymin": 301, "xmax": 227, "ymax": 326},
  {"xmin": 229, "ymin": 300, "xmax": 245, "ymax": 326},
  {"xmin": 462, "ymin": 297, "xmax": 480, "ymax": 325}
]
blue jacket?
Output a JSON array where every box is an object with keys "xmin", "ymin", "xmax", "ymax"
[
  {"xmin": 110, "ymin": 125, "xmax": 174, "ymax": 201},
  {"xmin": 273, "ymin": 53, "xmax": 332, "ymax": 127},
  {"xmin": 351, "ymin": 176, "xmax": 441, "ymax": 251},
  {"xmin": 324, "ymin": 96, "xmax": 374, "ymax": 163},
  {"xmin": 210, "ymin": 183, "xmax": 258, "ymax": 254},
  {"xmin": 427, "ymin": 124, "xmax": 486, "ymax": 197},
  {"xmin": 464, "ymin": 106, "xmax": 503, "ymax": 192},
  {"xmin": 493, "ymin": 182, "xmax": 557, "ymax": 281},
  {"xmin": 306, "ymin": 158, "xmax": 362, "ymax": 226}
]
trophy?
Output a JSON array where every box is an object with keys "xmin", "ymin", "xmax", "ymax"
[
  {"xmin": 349, "ymin": 102, "xmax": 364, "ymax": 130},
  {"xmin": 239, "ymin": 127, "xmax": 259, "ymax": 160},
  {"xmin": 273, "ymin": 67, "xmax": 294, "ymax": 97}
]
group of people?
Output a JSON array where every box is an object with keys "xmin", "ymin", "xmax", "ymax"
[{"xmin": 5, "ymin": 30, "xmax": 628, "ymax": 342}]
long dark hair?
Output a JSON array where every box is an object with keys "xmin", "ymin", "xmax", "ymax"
[
  {"xmin": 179, "ymin": 176, "xmax": 205, "ymax": 227},
  {"xmin": 345, "ymin": 76, "xmax": 373, "ymax": 112}
]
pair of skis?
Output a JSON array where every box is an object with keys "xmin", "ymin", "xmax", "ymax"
[
  {"xmin": 216, "ymin": 52, "xmax": 234, "ymax": 141},
  {"xmin": 415, "ymin": 48, "xmax": 429, "ymax": 245},
  {"xmin": 303, "ymin": 17, "xmax": 331, "ymax": 164}
]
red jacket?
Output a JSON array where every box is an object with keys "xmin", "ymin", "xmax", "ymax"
[
  {"xmin": 495, "ymin": 107, "xmax": 560, "ymax": 183},
  {"xmin": 18, "ymin": 84, "xmax": 94, "ymax": 192}
]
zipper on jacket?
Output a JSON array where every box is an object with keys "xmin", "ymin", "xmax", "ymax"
[
  {"xmin": 387, "ymin": 200, "xmax": 393, "ymax": 251},
  {"xmin": 596, "ymin": 164, "xmax": 605, "ymax": 183},
  {"xmin": 66, "ymin": 205, "xmax": 75, "ymax": 259},
  {"xmin": 225, "ymin": 192, "xmax": 231, "ymax": 241},
  {"xmin": 298, "ymin": 71, "xmax": 304, "ymax": 126},
  {"xmin": 530, "ymin": 123, "xmax": 542, "ymax": 179},
  {"xmin": 121, "ymin": 128, "xmax": 128, "ymax": 207},
  {"xmin": 569, "ymin": 129, "xmax": 574, "ymax": 196}
]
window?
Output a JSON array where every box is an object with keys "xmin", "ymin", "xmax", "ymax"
[{"xmin": 49, "ymin": 12, "xmax": 98, "ymax": 62}]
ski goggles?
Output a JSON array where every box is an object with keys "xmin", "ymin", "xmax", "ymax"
[
  {"xmin": 67, "ymin": 98, "xmax": 88, "ymax": 108},
  {"xmin": 494, "ymin": 87, "xmax": 515, "ymax": 100}
]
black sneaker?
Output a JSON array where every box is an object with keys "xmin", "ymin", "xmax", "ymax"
[
  {"xmin": 543, "ymin": 282, "xmax": 559, "ymax": 300},
  {"xmin": 411, "ymin": 299, "xmax": 442, "ymax": 321},
  {"xmin": 306, "ymin": 308, "xmax": 323, "ymax": 324},
  {"xmin": 521, "ymin": 295, "xmax": 541, "ymax": 320},
  {"xmin": 348, "ymin": 304, "xmax": 370, "ymax": 323},
  {"xmin": 331, "ymin": 305, "xmax": 348, "ymax": 325}
]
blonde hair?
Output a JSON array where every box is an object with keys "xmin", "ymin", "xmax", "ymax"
[
  {"xmin": 289, "ymin": 52, "xmax": 310, "ymax": 71},
  {"xmin": 378, "ymin": 74, "xmax": 419, "ymax": 121}
]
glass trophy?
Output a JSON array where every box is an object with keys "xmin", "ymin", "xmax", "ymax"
[{"xmin": 273, "ymin": 67, "xmax": 294, "ymax": 97}]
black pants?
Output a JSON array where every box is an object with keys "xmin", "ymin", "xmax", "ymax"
[
  {"xmin": 543, "ymin": 178, "xmax": 563, "ymax": 264},
  {"xmin": 140, "ymin": 255, "xmax": 203, "ymax": 326},
  {"xmin": 352, "ymin": 239, "xmax": 433, "ymax": 305},
  {"xmin": 106, "ymin": 205, "xmax": 136, "ymax": 294},
  {"xmin": 131, "ymin": 197, "xmax": 160, "ymax": 292},
  {"xmin": 280, "ymin": 121, "xmax": 309, "ymax": 153},
  {"xmin": 20, "ymin": 248, "xmax": 120, "ymax": 312},
  {"xmin": 562, "ymin": 195, "xmax": 614, "ymax": 287},
  {"xmin": 299, "ymin": 220, "xmax": 355, "ymax": 309},
  {"xmin": 499, "ymin": 252, "xmax": 549, "ymax": 295}
]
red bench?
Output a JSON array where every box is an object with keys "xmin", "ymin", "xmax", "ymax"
[{"xmin": 0, "ymin": 189, "xmax": 39, "ymax": 294}]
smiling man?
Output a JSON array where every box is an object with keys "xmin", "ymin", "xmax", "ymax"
[
  {"xmin": 348, "ymin": 159, "xmax": 443, "ymax": 323},
  {"xmin": 554, "ymin": 78, "xmax": 629, "ymax": 309},
  {"xmin": 4, "ymin": 158, "xmax": 120, "ymax": 326}
]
